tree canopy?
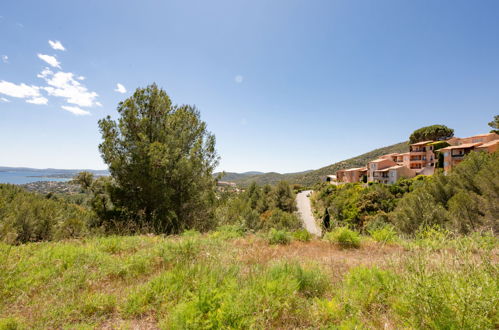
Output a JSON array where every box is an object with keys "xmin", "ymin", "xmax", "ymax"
[
  {"xmin": 488, "ymin": 115, "xmax": 499, "ymax": 134},
  {"xmin": 98, "ymin": 84, "xmax": 219, "ymax": 234},
  {"xmin": 409, "ymin": 125, "xmax": 454, "ymax": 144}
]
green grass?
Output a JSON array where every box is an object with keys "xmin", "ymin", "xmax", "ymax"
[
  {"xmin": 0, "ymin": 230, "xmax": 496, "ymax": 329},
  {"xmin": 324, "ymin": 227, "xmax": 361, "ymax": 248},
  {"xmin": 267, "ymin": 228, "xmax": 291, "ymax": 245}
]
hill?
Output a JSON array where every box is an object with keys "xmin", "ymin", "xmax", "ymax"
[
  {"xmin": 225, "ymin": 141, "xmax": 409, "ymax": 186},
  {"xmin": 214, "ymin": 171, "xmax": 264, "ymax": 182}
]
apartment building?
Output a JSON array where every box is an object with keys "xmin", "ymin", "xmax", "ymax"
[
  {"xmin": 409, "ymin": 140, "xmax": 435, "ymax": 174},
  {"xmin": 447, "ymin": 132, "xmax": 499, "ymax": 146},
  {"xmin": 371, "ymin": 165, "xmax": 416, "ymax": 184},
  {"xmin": 440, "ymin": 133, "xmax": 499, "ymax": 172},
  {"xmin": 367, "ymin": 158, "xmax": 396, "ymax": 182},
  {"xmin": 334, "ymin": 132, "xmax": 498, "ymax": 185},
  {"xmin": 336, "ymin": 167, "xmax": 367, "ymax": 183},
  {"xmin": 439, "ymin": 143, "xmax": 481, "ymax": 172},
  {"xmin": 475, "ymin": 139, "xmax": 499, "ymax": 153}
]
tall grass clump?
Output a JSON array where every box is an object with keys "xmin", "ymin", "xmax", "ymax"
[
  {"xmin": 267, "ymin": 228, "xmax": 291, "ymax": 245},
  {"xmin": 324, "ymin": 227, "xmax": 361, "ymax": 248},
  {"xmin": 293, "ymin": 229, "xmax": 312, "ymax": 242},
  {"xmin": 368, "ymin": 225, "xmax": 398, "ymax": 244},
  {"xmin": 395, "ymin": 249, "xmax": 498, "ymax": 329}
]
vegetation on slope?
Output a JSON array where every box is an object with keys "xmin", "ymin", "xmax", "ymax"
[
  {"xmin": 312, "ymin": 151, "xmax": 498, "ymax": 235},
  {"xmin": 226, "ymin": 141, "xmax": 409, "ymax": 186},
  {"xmin": 0, "ymin": 229, "xmax": 496, "ymax": 329}
]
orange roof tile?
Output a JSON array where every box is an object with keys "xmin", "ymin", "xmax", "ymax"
[
  {"xmin": 440, "ymin": 142, "xmax": 483, "ymax": 151},
  {"xmin": 410, "ymin": 140, "xmax": 434, "ymax": 146}
]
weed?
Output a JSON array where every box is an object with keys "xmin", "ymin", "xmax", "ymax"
[
  {"xmin": 292, "ymin": 229, "xmax": 312, "ymax": 242},
  {"xmin": 369, "ymin": 225, "xmax": 398, "ymax": 244},
  {"xmin": 267, "ymin": 229, "xmax": 291, "ymax": 245},
  {"xmin": 324, "ymin": 227, "xmax": 361, "ymax": 248}
]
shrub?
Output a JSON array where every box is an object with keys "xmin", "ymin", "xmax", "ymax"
[
  {"xmin": 395, "ymin": 250, "xmax": 497, "ymax": 329},
  {"xmin": 181, "ymin": 229, "xmax": 201, "ymax": 238},
  {"xmin": 0, "ymin": 317, "xmax": 21, "ymax": 330},
  {"xmin": 267, "ymin": 229, "xmax": 291, "ymax": 245},
  {"xmin": 268, "ymin": 262, "xmax": 330, "ymax": 298},
  {"xmin": 209, "ymin": 225, "xmax": 245, "ymax": 240},
  {"xmin": 342, "ymin": 267, "xmax": 398, "ymax": 316},
  {"xmin": 293, "ymin": 229, "xmax": 312, "ymax": 242},
  {"xmin": 368, "ymin": 225, "xmax": 398, "ymax": 244},
  {"xmin": 262, "ymin": 209, "xmax": 302, "ymax": 231},
  {"xmin": 324, "ymin": 227, "xmax": 361, "ymax": 248},
  {"xmin": 0, "ymin": 184, "xmax": 92, "ymax": 244}
]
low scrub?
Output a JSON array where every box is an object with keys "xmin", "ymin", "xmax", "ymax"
[
  {"xmin": 292, "ymin": 229, "xmax": 312, "ymax": 242},
  {"xmin": 368, "ymin": 225, "xmax": 398, "ymax": 244},
  {"xmin": 267, "ymin": 228, "xmax": 291, "ymax": 245},
  {"xmin": 324, "ymin": 227, "xmax": 361, "ymax": 248},
  {"xmin": 0, "ymin": 232, "xmax": 496, "ymax": 328}
]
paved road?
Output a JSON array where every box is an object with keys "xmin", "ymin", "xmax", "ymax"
[{"xmin": 296, "ymin": 190, "xmax": 321, "ymax": 236}]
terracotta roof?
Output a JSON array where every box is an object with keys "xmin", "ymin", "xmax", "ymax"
[
  {"xmin": 440, "ymin": 142, "xmax": 483, "ymax": 151},
  {"xmin": 376, "ymin": 165, "xmax": 405, "ymax": 172},
  {"xmin": 370, "ymin": 158, "xmax": 395, "ymax": 163},
  {"xmin": 467, "ymin": 133, "xmax": 498, "ymax": 138},
  {"xmin": 338, "ymin": 167, "xmax": 366, "ymax": 172},
  {"xmin": 410, "ymin": 140, "xmax": 434, "ymax": 146},
  {"xmin": 476, "ymin": 140, "xmax": 499, "ymax": 148}
]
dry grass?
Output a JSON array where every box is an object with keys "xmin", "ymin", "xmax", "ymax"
[{"xmin": 0, "ymin": 232, "xmax": 496, "ymax": 329}]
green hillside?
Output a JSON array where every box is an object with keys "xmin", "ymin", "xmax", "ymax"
[{"xmin": 230, "ymin": 141, "xmax": 409, "ymax": 186}]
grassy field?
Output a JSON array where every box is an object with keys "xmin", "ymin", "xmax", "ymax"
[{"xmin": 0, "ymin": 228, "xmax": 497, "ymax": 329}]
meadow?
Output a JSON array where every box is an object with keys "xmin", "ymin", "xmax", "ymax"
[{"xmin": 0, "ymin": 227, "xmax": 496, "ymax": 329}]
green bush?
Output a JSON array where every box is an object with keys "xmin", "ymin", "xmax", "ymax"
[
  {"xmin": 0, "ymin": 184, "xmax": 93, "ymax": 244},
  {"xmin": 368, "ymin": 225, "xmax": 398, "ymax": 244},
  {"xmin": 293, "ymin": 229, "xmax": 312, "ymax": 242},
  {"xmin": 0, "ymin": 317, "xmax": 21, "ymax": 330},
  {"xmin": 209, "ymin": 225, "xmax": 245, "ymax": 240},
  {"xmin": 395, "ymin": 250, "xmax": 497, "ymax": 329},
  {"xmin": 262, "ymin": 209, "xmax": 302, "ymax": 231},
  {"xmin": 324, "ymin": 227, "xmax": 361, "ymax": 248},
  {"xmin": 268, "ymin": 262, "xmax": 330, "ymax": 298},
  {"xmin": 342, "ymin": 267, "xmax": 398, "ymax": 316},
  {"xmin": 267, "ymin": 229, "xmax": 291, "ymax": 245}
]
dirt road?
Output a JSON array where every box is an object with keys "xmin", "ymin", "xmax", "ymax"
[{"xmin": 296, "ymin": 190, "xmax": 321, "ymax": 236}]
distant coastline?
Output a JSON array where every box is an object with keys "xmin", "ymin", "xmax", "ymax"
[{"xmin": 0, "ymin": 166, "xmax": 109, "ymax": 185}]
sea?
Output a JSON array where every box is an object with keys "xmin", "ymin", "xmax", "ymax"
[{"xmin": 0, "ymin": 170, "xmax": 71, "ymax": 185}]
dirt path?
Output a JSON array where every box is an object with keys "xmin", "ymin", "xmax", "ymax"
[{"xmin": 296, "ymin": 190, "xmax": 321, "ymax": 236}]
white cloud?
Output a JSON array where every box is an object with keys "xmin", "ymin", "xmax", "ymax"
[
  {"xmin": 77, "ymin": 76, "xmax": 85, "ymax": 81},
  {"xmin": 26, "ymin": 97, "xmax": 48, "ymax": 105},
  {"xmin": 234, "ymin": 75, "xmax": 244, "ymax": 83},
  {"xmin": 37, "ymin": 54, "xmax": 61, "ymax": 69},
  {"xmin": 0, "ymin": 97, "xmax": 10, "ymax": 102},
  {"xmin": 0, "ymin": 80, "xmax": 49, "ymax": 106},
  {"xmin": 0, "ymin": 80, "xmax": 41, "ymax": 98},
  {"xmin": 61, "ymin": 105, "xmax": 90, "ymax": 116},
  {"xmin": 1, "ymin": 55, "xmax": 8, "ymax": 63},
  {"xmin": 38, "ymin": 69, "xmax": 99, "ymax": 107},
  {"xmin": 114, "ymin": 83, "xmax": 127, "ymax": 93},
  {"xmin": 48, "ymin": 40, "xmax": 66, "ymax": 51}
]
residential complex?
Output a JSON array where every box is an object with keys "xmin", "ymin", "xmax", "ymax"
[{"xmin": 332, "ymin": 132, "xmax": 499, "ymax": 185}]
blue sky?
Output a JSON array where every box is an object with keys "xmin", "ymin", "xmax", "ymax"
[{"xmin": 1, "ymin": 0, "xmax": 498, "ymax": 173}]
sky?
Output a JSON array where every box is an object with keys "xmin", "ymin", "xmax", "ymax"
[{"xmin": 1, "ymin": 0, "xmax": 498, "ymax": 173}]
